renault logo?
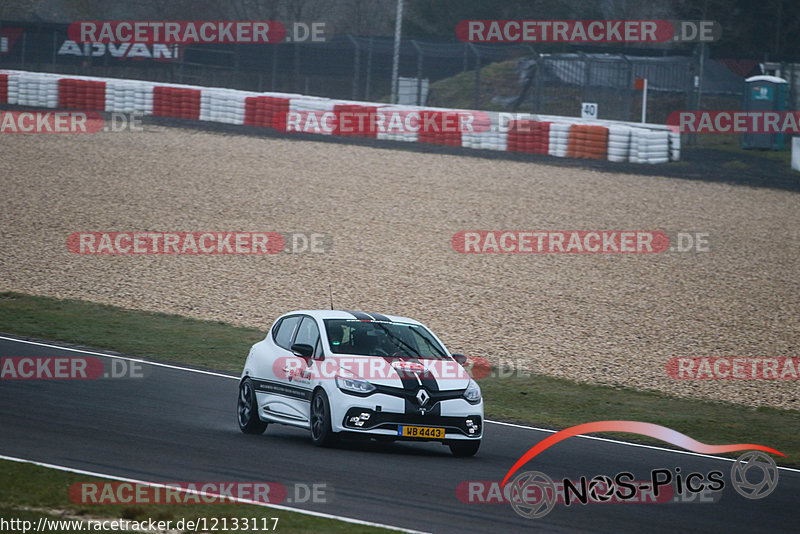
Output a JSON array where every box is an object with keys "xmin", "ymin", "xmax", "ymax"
[{"xmin": 416, "ymin": 389, "xmax": 430, "ymax": 406}]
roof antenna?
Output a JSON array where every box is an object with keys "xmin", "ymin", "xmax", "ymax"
[{"xmin": 329, "ymin": 284, "xmax": 334, "ymax": 310}]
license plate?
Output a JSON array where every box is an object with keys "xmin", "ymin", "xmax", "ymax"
[{"xmin": 397, "ymin": 425, "xmax": 445, "ymax": 439}]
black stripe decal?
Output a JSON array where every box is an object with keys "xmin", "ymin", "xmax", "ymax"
[
  {"xmin": 368, "ymin": 312, "xmax": 392, "ymax": 322},
  {"xmin": 392, "ymin": 364, "xmax": 442, "ymax": 417},
  {"xmin": 345, "ymin": 310, "xmax": 373, "ymax": 321}
]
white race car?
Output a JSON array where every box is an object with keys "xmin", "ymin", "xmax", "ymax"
[{"xmin": 237, "ymin": 310, "xmax": 483, "ymax": 456}]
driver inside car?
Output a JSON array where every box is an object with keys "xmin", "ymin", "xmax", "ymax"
[
  {"xmin": 355, "ymin": 325, "xmax": 401, "ymax": 356},
  {"xmin": 351, "ymin": 327, "xmax": 379, "ymax": 355},
  {"xmin": 328, "ymin": 325, "xmax": 345, "ymax": 353}
]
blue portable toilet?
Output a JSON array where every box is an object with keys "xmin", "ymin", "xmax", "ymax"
[{"xmin": 742, "ymin": 75, "xmax": 789, "ymax": 150}]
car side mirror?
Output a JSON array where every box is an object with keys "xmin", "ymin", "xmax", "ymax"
[
  {"xmin": 451, "ymin": 353, "xmax": 467, "ymax": 366},
  {"xmin": 291, "ymin": 343, "xmax": 314, "ymax": 360}
]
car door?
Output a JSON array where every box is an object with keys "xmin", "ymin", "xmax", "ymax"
[
  {"xmin": 271, "ymin": 315, "xmax": 321, "ymax": 423},
  {"xmin": 256, "ymin": 314, "xmax": 309, "ymax": 421}
]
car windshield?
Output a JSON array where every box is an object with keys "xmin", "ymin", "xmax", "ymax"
[{"xmin": 323, "ymin": 319, "xmax": 447, "ymax": 359}]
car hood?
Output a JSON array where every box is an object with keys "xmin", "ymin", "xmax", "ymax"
[{"xmin": 319, "ymin": 354, "xmax": 472, "ymax": 391}]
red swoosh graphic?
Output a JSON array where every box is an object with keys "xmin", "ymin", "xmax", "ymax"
[{"xmin": 501, "ymin": 420, "xmax": 784, "ymax": 486}]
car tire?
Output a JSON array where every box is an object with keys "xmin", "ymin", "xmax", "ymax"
[
  {"xmin": 238, "ymin": 378, "xmax": 267, "ymax": 435},
  {"xmin": 310, "ymin": 389, "xmax": 338, "ymax": 447},
  {"xmin": 449, "ymin": 440, "xmax": 481, "ymax": 457}
]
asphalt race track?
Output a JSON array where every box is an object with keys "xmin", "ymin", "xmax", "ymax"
[{"xmin": 0, "ymin": 335, "xmax": 796, "ymax": 533}]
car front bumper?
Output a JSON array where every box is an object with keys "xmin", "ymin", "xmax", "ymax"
[{"xmin": 329, "ymin": 390, "xmax": 483, "ymax": 441}]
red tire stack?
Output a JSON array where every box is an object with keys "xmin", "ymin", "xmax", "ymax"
[{"xmin": 153, "ymin": 86, "xmax": 201, "ymax": 119}]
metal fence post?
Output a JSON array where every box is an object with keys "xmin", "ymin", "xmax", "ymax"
[
  {"xmin": 234, "ymin": 43, "xmax": 240, "ymax": 89},
  {"xmin": 390, "ymin": 0, "xmax": 404, "ymax": 104},
  {"xmin": 292, "ymin": 43, "xmax": 301, "ymax": 93},
  {"xmin": 52, "ymin": 31, "xmax": 57, "ymax": 71},
  {"xmin": 347, "ymin": 34, "xmax": 360, "ymax": 100},
  {"xmin": 534, "ymin": 56, "xmax": 545, "ymax": 113},
  {"xmin": 686, "ymin": 53, "xmax": 699, "ymax": 146},
  {"xmin": 787, "ymin": 61, "xmax": 797, "ymax": 109},
  {"xmin": 271, "ymin": 45, "xmax": 278, "ymax": 91},
  {"xmin": 411, "ymin": 40, "xmax": 423, "ymax": 106},
  {"xmin": 86, "ymin": 33, "xmax": 93, "ymax": 74},
  {"xmin": 696, "ymin": 42, "xmax": 705, "ymax": 113},
  {"xmin": 622, "ymin": 55, "xmax": 633, "ymax": 121},
  {"xmin": 578, "ymin": 51, "xmax": 590, "ymax": 105},
  {"xmin": 365, "ymin": 36, "xmax": 373, "ymax": 101},
  {"xmin": 469, "ymin": 43, "xmax": 480, "ymax": 109},
  {"xmin": 511, "ymin": 47, "xmax": 539, "ymax": 112},
  {"xmin": 178, "ymin": 48, "xmax": 184, "ymax": 83},
  {"xmin": 525, "ymin": 46, "xmax": 540, "ymax": 113}
]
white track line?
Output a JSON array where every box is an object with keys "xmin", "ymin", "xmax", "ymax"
[
  {"xmin": 0, "ymin": 335, "xmax": 236, "ymax": 379},
  {"xmin": 2, "ymin": 334, "xmax": 798, "ymax": 474},
  {"xmin": 0, "ymin": 454, "xmax": 430, "ymax": 534}
]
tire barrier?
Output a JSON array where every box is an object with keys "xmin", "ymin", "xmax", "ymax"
[
  {"xmin": 286, "ymin": 96, "xmax": 336, "ymax": 135},
  {"xmin": 105, "ymin": 79, "xmax": 154, "ymax": 114},
  {"xmin": 58, "ymin": 78, "xmax": 106, "ymax": 111},
  {"xmin": 332, "ymin": 103, "xmax": 379, "ymax": 138},
  {"xmin": 152, "ymin": 86, "xmax": 201, "ymax": 120},
  {"xmin": 567, "ymin": 124, "xmax": 609, "ymax": 160},
  {"xmin": 461, "ymin": 111, "xmax": 506, "ymax": 151},
  {"xmin": 629, "ymin": 129, "xmax": 670, "ymax": 164},
  {"xmin": 0, "ymin": 73, "xmax": 8, "ymax": 104},
  {"xmin": 607, "ymin": 125, "xmax": 631, "ymax": 163},
  {"xmin": 507, "ymin": 119, "xmax": 550, "ymax": 155},
  {"xmin": 548, "ymin": 122, "xmax": 570, "ymax": 158},
  {"xmin": 417, "ymin": 110, "xmax": 462, "ymax": 147},
  {"xmin": 669, "ymin": 131, "xmax": 681, "ymax": 162},
  {"xmin": 1, "ymin": 69, "xmax": 678, "ymax": 163},
  {"xmin": 10, "ymin": 71, "xmax": 60, "ymax": 108},
  {"xmin": 243, "ymin": 95, "xmax": 291, "ymax": 130},
  {"xmin": 375, "ymin": 105, "xmax": 419, "ymax": 143},
  {"xmin": 200, "ymin": 88, "xmax": 251, "ymax": 125}
]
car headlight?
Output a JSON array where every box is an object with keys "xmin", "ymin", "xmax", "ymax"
[
  {"xmin": 464, "ymin": 378, "xmax": 482, "ymax": 404},
  {"xmin": 336, "ymin": 375, "xmax": 376, "ymax": 395}
]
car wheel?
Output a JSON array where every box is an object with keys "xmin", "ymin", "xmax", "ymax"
[
  {"xmin": 310, "ymin": 390, "xmax": 338, "ymax": 447},
  {"xmin": 449, "ymin": 440, "xmax": 481, "ymax": 457},
  {"xmin": 238, "ymin": 378, "xmax": 267, "ymax": 434}
]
